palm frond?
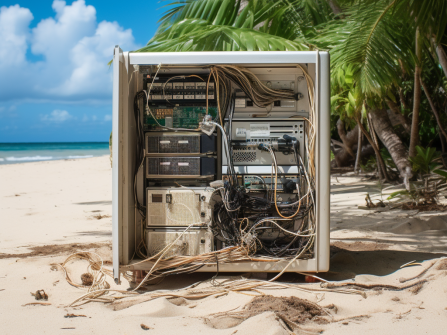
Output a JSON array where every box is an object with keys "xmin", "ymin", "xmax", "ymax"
[
  {"xmin": 321, "ymin": 0, "xmax": 414, "ymax": 94},
  {"xmin": 135, "ymin": 21, "xmax": 308, "ymax": 52}
]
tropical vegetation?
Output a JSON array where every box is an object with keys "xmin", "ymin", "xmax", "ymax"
[{"xmin": 136, "ymin": 0, "xmax": 447, "ymax": 185}]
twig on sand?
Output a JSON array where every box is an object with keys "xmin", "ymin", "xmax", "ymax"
[
  {"xmin": 22, "ymin": 302, "xmax": 51, "ymax": 306},
  {"xmin": 322, "ymin": 279, "xmax": 428, "ymax": 291},
  {"xmin": 399, "ymin": 262, "xmax": 435, "ymax": 283}
]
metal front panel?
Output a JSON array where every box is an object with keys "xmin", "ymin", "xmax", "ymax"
[
  {"xmin": 145, "ymin": 132, "xmax": 201, "ymax": 155},
  {"xmin": 316, "ymin": 51, "xmax": 331, "ymax": 272},
  {"xmin": 112, "ymin": 46, "xmax": 123, "ymax": 284},
  {"xmin": 222, "ymin": 119, "xmax": 305, "ymax": 174},
  {"xmin": 129, "ymin": 51, "xmax": 320, "ymax": 65},
  {"xmin": 146, "ymin": 188, "xmax": 213, "ymax": 227},
  {"xmin": 146, "ymin": 157, "xmax": 201, "ymax": 177},
  {"xmin": 146, "ymin": 228, "xmax": 213, "ymax": 257}
]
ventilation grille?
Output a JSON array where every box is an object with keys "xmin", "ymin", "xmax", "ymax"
[
  {"xmin": 146, "ymin": 135, "xmax": 200, "ymax": 154},
  {"xmin": 147, "ymin": 157, "xmax": 200, "ymax": 176},
  {"xmin": 146, "ymin": 230, "xmax": 212, "ymax": 257},
  {"xmin": 233, "ymin": 151, "xmax": 257, "ymax": 162},
  {"xmin": 147, "ymin": 231, "xmax": 195, "ymax": 257}
]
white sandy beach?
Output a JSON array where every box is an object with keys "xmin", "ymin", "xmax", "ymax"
[{"xmin": 1, "ymin": 156, "xmax": 447, "ymax": 334}]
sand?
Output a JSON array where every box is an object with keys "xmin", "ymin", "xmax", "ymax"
[{"xmin": 1, "ymin": 157, "xmax": 447, "ymax": 334}]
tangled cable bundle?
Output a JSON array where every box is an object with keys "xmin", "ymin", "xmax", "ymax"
[
  {"xmin": 211, "ymin": 65, "xmax": 297, "ymax": 108},
  {"xmin": 121, "ymin": 62, "xmax": 320, "ymax": 289},
  {"xmin": 58, "ymin": 254, "xmax": 445, "ymax": 310},
  {"xmin": 55, "ymin": 252, "xmax": 133, "ymax": 306},
  {"xmin": 59, "ymin": 252, "xmax": 366, "ymax": 308}
]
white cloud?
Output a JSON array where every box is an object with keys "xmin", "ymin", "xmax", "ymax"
[
  {"xmin": 0, "ymin": 1, "xmax": 139, "ymax": 103},
  {"xmin": 104, "ymin": 114, "xmax": 112, "ymax": 121},
  {"xmin": 41, "ymin": 109, "xmax": 73, "ymax": 122},
  {"xmin": 0, "ymin": 5, "xmax": 33, "ymax": 67}
]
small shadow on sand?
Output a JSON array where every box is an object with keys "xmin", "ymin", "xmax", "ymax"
[
  {"xmin": 320, "ymin": 242, "xmax": 447, "ymax": 281},
  {"xmin": 75, "ymin": 200, "xmax": 112, "ymax": 205},
  {"xmin": 77, "ymin": 230, "xmax": 112, "ymax": 237}
]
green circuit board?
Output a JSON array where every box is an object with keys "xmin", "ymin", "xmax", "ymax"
[{"xmin": 144, "ymin": 107, "xmax": 218, "ymax": 130}]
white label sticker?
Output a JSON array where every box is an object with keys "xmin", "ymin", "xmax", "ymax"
[
  {"xmin": 178, "ymin": 140, "xmax": 189, "ymax": 144},
  {"xmin": 160, "ymin": 162, "xmax": 171, "ymax": 166},
  {"xmin": 178, "ymin": 162, "xmax": 189, "ymax": 166},
  {"xmin": 159, "ymin": 140, "xmax": 170, "ymax": 144},
  {"xmin": 250, "ymin": 124, "xmax": 270, "ymax": 137},
  {"xmin": 235, "ymin": 128, "xmax": 246, "ymax": 138}
]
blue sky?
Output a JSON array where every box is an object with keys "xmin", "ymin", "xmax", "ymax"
[{"xmin": 0, "ymin": 0, "xmax": 167, "ymax": 142}]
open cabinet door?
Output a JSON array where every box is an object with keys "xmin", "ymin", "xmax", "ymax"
[{"xmin": 112, "ymin": 46, "xmax": 123, "ymax": 284}]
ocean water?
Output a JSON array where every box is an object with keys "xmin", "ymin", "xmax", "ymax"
[{"xmin": 0, "ymin": 142, "xmax": 110, "ymax": 165}]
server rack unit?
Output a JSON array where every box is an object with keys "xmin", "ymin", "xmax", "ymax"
[{"xmin": 112, "ymin": 47, "xmax": 330, "ymax": 284}]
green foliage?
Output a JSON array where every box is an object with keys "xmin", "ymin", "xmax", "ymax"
[
  {"xmin": 408, "ymin": 146, "xmax": 440, "ymax": 176},
  {"xmin": 387, "ymin": 189, "xmax": 410, "ymax": 201},
  {"xmin": 360, "ymin": 147, "xmax": 397, "ymax": 173},
  {"xmin": 388, "ymin": 146, "xmax": 445, "ymax": 205},
  {"xmin": 434, "ymin": 169, "xmax": 447, "ymax": 179},
  {"xmin": 360, "ymin": 155, "xmax": 378, "ymax": 173},
  {"xmin": 317, "ymin": 0, "xmax": 415, "ymax": 95},
  {"xmin": 137, "ymin": 0, "xmax": 329, "ymax": 52},
  {"xmin": 134, "ymin": 0, "xmax": 447, "ymax": 170}
]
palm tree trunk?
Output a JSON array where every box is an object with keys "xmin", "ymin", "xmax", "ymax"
[
  {"xmin": 433, "ymin": 37, "xmax": 447, "ymax": 80},
  {"xmin": 385, "ymin": 98, "xmax": 411, "ymax": 134},
  {"xmin": 354, "ymin": 127, "xmax": 362, "ymax": 173},
  {"xmin": 336, "ymin": 119, "xmax": 356, "ymax": 158},
  {"xmin": 409, "ymin": 28, "xmax": 422, "ymax": 158},
  {"xmin": 357, "ymin": 116, "xmax": 389, "ymax": 181},
  {"xmin": 367, "ymin": 114, "xmax": 387, "ymax": 180},
  {"xmin": 420, "ymin": 78, "xmax": 447, "ymax": 141},
  {"xmin": 369, "ymin": 109, "xmax": 412, "ymax": 180}
]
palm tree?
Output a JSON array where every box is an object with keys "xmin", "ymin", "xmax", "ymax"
[{"xmin": 135, "ymin": 0, "xmax": 447, "ymax": 180}]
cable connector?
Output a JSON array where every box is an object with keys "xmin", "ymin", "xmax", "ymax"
[
  {"xmin": 294, "ymin": 92, "xmax": 304, "ymax": 100},
  {"xmin": 200, "ymin": 115, "xmax": 215, "ymax": 136},
  {"xmin": 257, "ymin": 143, "xmax": 269, "ymax": 152}
]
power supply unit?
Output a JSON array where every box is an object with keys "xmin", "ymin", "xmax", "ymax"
[
  {"xmin": 146, "ymin": 228, "xmax": 213, "ymax": 257},
  {"xmin": 146, "ymin": 157, "xmax": 216, "ymax": 178},
  {"xmin": 146, "ymin": 188, "xmax": 213, "ymax": 227},
  {"xmin": 145, "ymin": 132, "xmax": 216, "ymax": 155}
]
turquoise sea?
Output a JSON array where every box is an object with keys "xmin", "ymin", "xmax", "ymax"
[{"xmin": 0, "ymin": 142, "xmax": 110, "ymax": 165}]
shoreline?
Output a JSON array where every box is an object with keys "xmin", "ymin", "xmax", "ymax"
[{"xmin": 0, "ymin": 154, "xmax": 109, "ymax": 165}]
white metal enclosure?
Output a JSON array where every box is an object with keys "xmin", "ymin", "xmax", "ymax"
[{"xmin": 112, "ymin": 47, "xmax": 330, "ymax": 284}]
